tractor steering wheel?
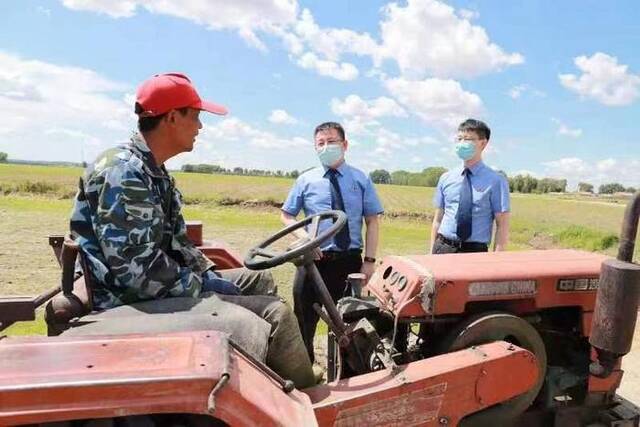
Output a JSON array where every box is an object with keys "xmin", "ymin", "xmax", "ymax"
[{"xmin": 244, "ymin": 210, "xmax": 347, "ymax": 270}]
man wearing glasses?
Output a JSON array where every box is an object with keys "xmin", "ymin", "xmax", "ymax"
[
  {"xmin": 280, "ymin": 122, "xmax": 384, "ymax": 362},
  {"xmin": 430, "ymin": 118, "xmax": 510, "ymax": 254}
]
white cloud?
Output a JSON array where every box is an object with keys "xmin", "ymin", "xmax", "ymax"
[
  {"xmin": 331, "ymin": 94, "xmax": 405, "ymax": 119},
  {"xmin": 373, "ymin": 145, "xmax": 392, "ymax": 157},
  {"xmin": 295, "ymin": 52, "xmax": 359, "ymax": 81},
  {"xmin": 271, "ymin": 8, "xmax": 378, "ymax": 80},
  {"xmin": 543, "ymin": 157, "xmax": 590, "ymax": 177},
  {"xmin": 340, "ymin": 118, "xmax": 371, "ymax": 136},
  {"xmin": 60, "ymin": 0, "xmax": 299, "ymax": 52},
  {"xmin": 459, "ymin": 8, "xmax": 479, "ymax": 20},
  {"xmin": 62, "ymin": 0, "xmax": 522, "ymax": 84},
  {"xmin": 329, "ymin": 94, "xmax": 443, "ymax": 163},
  {"xmin": 36, "ymin": 6, "xmax": 52, "ymax": 17},
  {"xmin": 376, "ymin": 0, "xmax": 523, "ymax": 79},
  {"xmin": 596, "ymin": 158, "xmax": 617, "ymax": 172},
  {"xmin": 552, "ymin": 118, "xmax": 582, "ymax": 138},
  {"xmin": 268, "ymin": 109, "xmax": 297, "ymax": 124},
  {"xmin": 168, "ymin": 116, "xmax": 314, "ymax": 171},
  {"xmin": 384, "ymin": 77, "xmax": 484, "ymax": 133},
  {"xmin": 508, "ymin": 85, "xmax": 526, "ymax": 99},
  {"xmin": 61, "ymin": 0, "xmax": 138, "ymax": 18},
  {"xmin": 508, "ymin": 84, "xmax": 546, "ymax": 100},
  {"xmin": 543, "ymin": 157, "xmax": 640, "ymax": 189},
  {"xmin": 0, "ymin": 51, "xmax": 317, "ymax": 171},
  {"xmin": 331, "ymin": 94, "xmax": 406, "ymax": 134},
  {"xmin": 0, "ymin": 76, "xmax": 43, "ymax": 101},
  {"xmin": 359, "ymin": 127, "xmax": 443, "ymax": 167},
  {"xmin": 45, "ymin": 128, "xmax": 102, "ymax": 146},
  {"xmin": 0, "ymin": 50, "xmax": 133, "ymax": 162},
  {"xmin": 203, "ymin": 117, "xmax": 308, "ymax": 149},
  {"xmin": 292, "ymin": 9, "xmax": 378, "ymax": 61},
  {"xmin": 557, "ymin": 125, "xmax": 582, "ymax": 138},
  {"xmin": 559, "ymin": 52, "xmax": 640, "ymax": 106}
]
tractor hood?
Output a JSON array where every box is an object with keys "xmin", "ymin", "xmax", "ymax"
[{"xmin": 367, "ymin": 249, "xmax": 608, "ymax": 320}]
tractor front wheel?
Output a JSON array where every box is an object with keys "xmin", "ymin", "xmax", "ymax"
[{"xmin": 438, "ymin": 311, "xmax": 547, "ymax": 427}]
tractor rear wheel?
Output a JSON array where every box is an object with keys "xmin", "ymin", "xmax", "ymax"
[{"xmin": 438, "ymin": 311, "xmax": 547, "ymax": 427}]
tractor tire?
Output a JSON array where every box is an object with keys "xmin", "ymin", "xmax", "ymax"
[{"xmin": 437, "ymin": 311, "xmax": 547, "ymax": 427}]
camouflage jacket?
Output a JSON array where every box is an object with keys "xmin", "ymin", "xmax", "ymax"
[{"xmin": 70, "ymin": 133, "xmax": 213, "ymax": 310}]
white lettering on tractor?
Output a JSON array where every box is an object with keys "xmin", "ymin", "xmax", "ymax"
[{"xmin": 334, "ymin": 382, "xmax": 447, "ymax": 427}]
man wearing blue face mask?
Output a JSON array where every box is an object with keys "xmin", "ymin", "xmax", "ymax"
[
  {"xmin": 280, "ymin": 121, "xmax": 384, "ymax": 362},
  {"xmin": 430, "ymin": 119, "xmax": 510, "ymax": 254}
]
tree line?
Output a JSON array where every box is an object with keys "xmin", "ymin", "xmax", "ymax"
[
  {"xmin": 181, "ymin": 163, "xmax": 301, "ymax": 179},
  {"xmin": 369, "ymin": 167, "xmax": 636, "ymax": 195},
  {"xmin": 2, "ymin": 153, "xmax": 633, "ymax": 195},
  {"xmin": 369, "ymin": 167, "xmax": 446, "ymax": 187},
  {"xmin": 508, "ymin": 175, "xmax": 567, "ymax": 193},
  {"xmin": 592, "ymin": 182, "xmax": 636, "ymax": 195}
]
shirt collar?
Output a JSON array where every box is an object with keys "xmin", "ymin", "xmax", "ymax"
[
  {"xmin": 460, "ymin": 160, "xmax": 485, "ymax": 176},
  {"xmin": 129, "ymin": 132, "xmax": 168, "ymax": 178},
  {"xmin": 323, "ymin": 161, "xmax": 348, "ymax": 177}
]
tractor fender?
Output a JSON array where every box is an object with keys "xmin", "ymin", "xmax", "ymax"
[
  {"xmin": 438, "ymin": 311, "xmax": 547, "ymax": 426},
  {"xmin": 0, "ymin": 330, "xmax": 317, "ymax": 427}
]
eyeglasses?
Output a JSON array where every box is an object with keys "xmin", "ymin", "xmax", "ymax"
[
  {"xmin": 455, "ymin": 136, "xmax": 484, "ymax": 143},
  {"xmin": 315, "ymin": 139, "xmax": 344, "ymax": 147}
]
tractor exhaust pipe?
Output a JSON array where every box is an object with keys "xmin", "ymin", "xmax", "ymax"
[
  {"xmin": 589, "ymin": 192, "xmax": 640, "ymax": 378},
  {"xmin": 617, "ymin": 193, "xmax": 640, "ymax": 263}
]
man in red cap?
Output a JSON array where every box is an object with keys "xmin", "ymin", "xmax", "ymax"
[{"xmin": 67, "ymin": 73, "xmax": 316, "ymax": 387}]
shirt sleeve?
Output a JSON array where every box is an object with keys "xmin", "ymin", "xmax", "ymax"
[
  {"xmin": 363, "ymin": 177, "xmax": 384, "ymax": 216},
  {"xmin": 491, "ymin": 174, "xmax": 511, "ymax": 213},
  {"xmin": 433, "ymin": 174, "xmax": 445, "ymax": 208},
  {"xmin": 281, "ymin": 178, "xmax": 304, "ymax": 216},
  {"xmin": 92, "ymin": 165, "xmax": 202, "ymax": 301}
]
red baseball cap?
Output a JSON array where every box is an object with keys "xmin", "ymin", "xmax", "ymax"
[{"xmin": 135, "ymin": 73, "xmax": 228, "ymax": 117}]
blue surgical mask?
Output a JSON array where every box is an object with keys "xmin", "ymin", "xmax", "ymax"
[
  {"xmin": 317, "ymin": 144, "xmax": 344, "ymax": 167},
  {"xmin": 455, "ymin": 141, "xmax": 476, "ymax": 161}
]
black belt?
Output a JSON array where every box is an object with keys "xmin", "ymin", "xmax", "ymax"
[
  {"xmin": 437, "ymin": 234, "xmax": 487, "ymax": 250},
  {"xmin": 321, "ymin": 249, "xmax": 362, "ymax": 261}
]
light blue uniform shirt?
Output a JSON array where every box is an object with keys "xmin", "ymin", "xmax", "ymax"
[
  {"xmin": 282, "ymin": 162, "xmax": 384, "ymax": 251},
  {"xmin": 433, "ymin": 160, "xmax": 510, "ymax": 244}
]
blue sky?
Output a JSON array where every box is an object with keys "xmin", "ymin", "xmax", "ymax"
[{"xmin": 1, "ymin": 1, "xmax": 639, "ymax": 188}]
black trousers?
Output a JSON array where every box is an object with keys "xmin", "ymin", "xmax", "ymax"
[
  {"xmin": 432, "ymin": 234, "xmax": 489, "ymax": 254},
  {"xmin": 293, "ymin": 252, "xmax": 362, "ymax": 363}
]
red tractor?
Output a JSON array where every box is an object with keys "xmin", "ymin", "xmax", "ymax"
[{"xmin": 2, "ymin": 195, "xmax": 640, "ymax": 426}]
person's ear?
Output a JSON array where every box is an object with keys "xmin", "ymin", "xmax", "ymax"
[
  {"xmin": 165, "ymin": 110, "xmax": 177, "ymax": 126},
  {"xmin": 343, "ymin": 139, "xmax": 349, "ymax": 152}
]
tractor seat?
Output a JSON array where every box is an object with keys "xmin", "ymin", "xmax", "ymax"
[
  {"xmin": 42, "ymin": 240, "xmax": 272, "ymax": 360},
  {"xmin": 59, "ymin": 294, "xmax": 271, "ymax": 362},
  {"xmin": 44, "ymin": 222, "xmax": 244, "ymax": 336}
]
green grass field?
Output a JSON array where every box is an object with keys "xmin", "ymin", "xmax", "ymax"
[{"xmin": 0, "ymin": 162, "xmax": 633, "ymax": 336}]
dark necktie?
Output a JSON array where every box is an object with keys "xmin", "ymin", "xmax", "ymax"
[
  {"xmin": 456, "ymin": 168, "xmax": 473, "ymax": 242},
  {"xmin": 327, "ymin": 169, "xmax": 351, "ymax": 250}
]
